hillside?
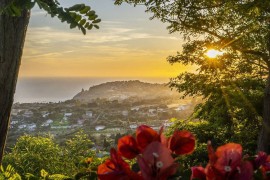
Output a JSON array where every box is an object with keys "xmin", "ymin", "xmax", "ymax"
[{"xmin": 73, "ymin": 80, "xmax": 180, "ymax": 102}]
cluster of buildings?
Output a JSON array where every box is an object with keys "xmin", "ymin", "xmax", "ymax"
[{"xmin": 9, "ymin": 100, "xmax": 193, "ymax": 138}]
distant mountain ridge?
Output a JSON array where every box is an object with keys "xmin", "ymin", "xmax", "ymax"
[{"xmin": 73, "ymin": 80, "xmax": 179, "ymax": 102}]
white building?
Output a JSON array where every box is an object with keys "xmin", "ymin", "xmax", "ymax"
[
  {"xmin": 18, "ymin": 124, "xmax": 27, "ymax": 129},
  {"xmin": 175, "ymin": 104, "xmax": 189, "ymax": 111},
  {"xmin": 23, "ymin": 110, "xmax": 33, "ymax": 118},
  {"xmin": 27, "ymin": 123, "xmax": 37, "ymax": 131},
  {"xmin": 41, "ymin": 119, "xmax": 54, "ymax": 127},
  {"xmin": 95, "ymin": 125, "xmax": 105, "ymax": 131},
  {"xmin": 85, "ymin": 111, "xmax": 93, "ymax": 117},
  {"xmin": 41, "ymin": 111, "xmax": 50, "ymax": 118},
  {"xmin": 64, "ymin": 113, "xmax": 72, "ymax": 117},
  {"xmin": 63, "ymin": 113, "xmax": 72, "ymax": 121},
  {"xmin": 129, "ymin": 124, "xmax": 138, "ymax": 129},
  {"xmin": 122, "ymin": 110, "xmax": 128, "ymax": 116},
  {"xmin": 149, "ymin": 109, "xmax": 156, "ymax": 114},
  {"xmin": 77, "ymin": 119, "xmax": 85, "ymax": 125},
  {"xmin": 10, "ymin": 120, "xmax": 19, "ymax": 125},
  {"xmin": 131, "ymin": 106, "xmax": 140, "ymax": 111}
]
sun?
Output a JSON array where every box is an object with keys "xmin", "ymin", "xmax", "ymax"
[{"xmin": 206, "ymin": 49, "xmax": 224, "ymax": 58}]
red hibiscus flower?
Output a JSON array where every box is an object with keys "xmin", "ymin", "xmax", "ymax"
[
  {"xmin": 168, "ymin": 130, "xmax": 195, "ymax": 155},
  {"xmin": 98, "ymin": 148, "xmax": 141, "ymax": 180},
  {"xmin": 205, "ymin": 142, "xmax": 253, "ymax": 180},
  {"xmin": 137, "ymin": 141, "xmax": 178, "ymax": 180}
]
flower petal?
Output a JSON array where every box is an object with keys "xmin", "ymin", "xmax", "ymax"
[
  {"xmin": 232, "ymin": 161, "xmax": 253, "ymax": 180},
  {"xmin": 98, "ymin": 148, "xmax": 131, "ymax": 180},
  {"xmin": 168, "ymin": 130, "xmax": 195, "ymax": 155},
  {"xmin": 253, "ymin": 151, "xmax": 268, "ymax": 170},
  {"xmin": 215, "ymin": 143, "xmax": 242, "ymax": 174},
  {"xmin": 138, "ymin": 141, "xmax": 177, "ymax": 179},
  {"xmin": 136, "ymin": 125, "xmax": 159, "ymax": 150},
  {"xmin": 191, "ymin": 166, "xmax": 206, "ymax": 180},
  {"xmin": 98, "ymin": 159, "xmax": 129, "ymax": 180},
  {"xmin": 118, "ymin": 135, "xmax": 140, "ymax": 159},
  {"xmin": 207, "ymin": 141, "xmax": 217, "ymax": 165}
]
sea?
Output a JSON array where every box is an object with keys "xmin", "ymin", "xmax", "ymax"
[{"xmin": 14, "ymin": 77, "xmax": 170, "ymax": 103}]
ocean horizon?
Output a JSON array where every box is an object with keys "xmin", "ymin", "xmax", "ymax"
[{"xmin": 14, "ymin": 77, "xmax": 171, "ymax": 103}]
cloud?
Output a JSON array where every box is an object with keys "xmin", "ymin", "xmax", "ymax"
[{"xmin": 23, "ymin": 21, "xmax": 180, "ymax": 62}]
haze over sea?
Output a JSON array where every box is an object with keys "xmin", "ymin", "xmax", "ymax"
[{"xmin": 14, "ymin": 77, "xmax": 170, "ymax": 103}]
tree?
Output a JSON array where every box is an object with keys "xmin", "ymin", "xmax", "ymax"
[
  {"xmin": 2, "ymin": 135, "xmax": 63, "ymax": 177},
  {"xmin": 115, "ymin": 0, "xmax": 270, "ymax": 152},
  {"xmin": 0, "ymin": 0, "xmax": 101, "ymax": 163},
  {"xmin": 65, "ymin": 130, "xmax": 94, "ymax": 164},
  {"xmin": 3, "ymin": 132, "xmax": 95, "ymax": 178}
]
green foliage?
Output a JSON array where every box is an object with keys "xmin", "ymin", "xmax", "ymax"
[
  {"xmin": 114, "ymin": 0, "xmax": 269, "ymax": 151},
  {"xmin": 64, "ymin": 130, "xmax": 94, "ymax": 165},
  {"xmin": 0, "ymin": 0, "xmax": 101, "ymax": 34},
  {"xmin": 166, "ymin": 119, "xmax": 258, "ymax": 173},
  {"xmin": 0, "ymin": 165, "xmax": 21, "ymax": 180},
  {"xmin": 2, "ymin": 131, "xmax": 101, "ymax": 179},
  {"xmin": 73, "ymin": 157, "xmax": 101, "ymax": 180},
  {"xmin": 25, "ymin": 169, "xmax": 72, "ymax": 180},
  {"xmin": 3, "ymin": 135, "xmax": 65, "ymax": 177}
]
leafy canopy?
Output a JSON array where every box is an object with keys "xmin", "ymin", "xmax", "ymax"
[
  {"xmin": 0, "ymin": 0, "xmax": 101, "ymax": 34},
  {"xmin": 115, "ymin": 0, "xmax": 270, "ymax": 126}
]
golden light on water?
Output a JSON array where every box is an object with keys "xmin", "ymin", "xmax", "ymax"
[{"xmin": 206, "ymin": 49, "xmax": 224, "ymax": 58}]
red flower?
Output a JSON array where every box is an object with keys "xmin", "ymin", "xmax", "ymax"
[
  {"xmin": 191, "ymin": 166, "xmax": 206, "ymax": 180},
  {"xmin": 253, "ymin": 151, "xmax": 268, "ymax": 169},
  {"xmin": 118, "ymin": 135, "xmax": 140, "ymax": 159},
  {"xmin": 136, "ymin": 125, "xmax": 160, "ymax": 150},
  {"xmin": 117, "ymin": 125, "xmax": 168, "ymax": 160},
  {"xmin": 214, "ymin": 143, "xmax": 242, "ymax": 174},
  {"xmin": 137, "ymin": 141, "xmax": 178, "ymax": 180},
  {"xmin": 232, "ymin": 161, "xmax": 253, "ymax": 180},
  {"xmin": 254, "ymin": 152, "xmax": 270, "ymax": 180},
  {"xmin": 98, "ymin": 148, "xmax": 140, "ymax": 180},
  {"xmin": 205, "ymin": 142, "xmax": 253, "ymax": 180},
  {"xmin": 168, "ymin": 130, "xmax": 195, "ymax": 155}
]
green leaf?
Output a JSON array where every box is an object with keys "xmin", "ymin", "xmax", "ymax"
[
  {"xmin": 69, "ymin": 12, "xmax": 76, "ymax": 18},
  {"xmin": 36, "ymin": 0, "xmax": 51, "ymax": 12},
  {"xmin": 67, "ymin": 4, "xmax": 85, "ymax": 11},
  {"xmin": 92, "ymin": 19, "xmax": 101, "ymax": 23},
  {"xmin": 70, "ymin": 23, "xmax": 77, "ymax": 29},
  {"xmin": 75, "ymin": 14, "xmax": 82, "ymax": 22},
  {"xmin": 88, "ymin": 15, "xmax": 96, "ymax": 20},
  {"xmin": 80, "ymin": 6, "xmax": 90, "ymax": 14},
  {"xmin": 94, "ymin": 25, "xmax": 99, "ymax": 29},
  {"xmin": 86, "ymin": 10, "xmax": 95, "ymax": 16},
  {"xmin": 84, "ymin": 22, "xmax": 90, "ymax": 28},
  {"xmin": 79, "ymin": 19, "xmax": 86, "ymax": 26},
  {"xmin": 40, "ymin": 169, "xmax": 49, "ymax": 178},
  {"xmin": 88, "ymin": 24, "xmax": 93, "ymax": 30},
  {"xmin": 81, "ymin": 28, "xmax": 86, "ymax": 35}
]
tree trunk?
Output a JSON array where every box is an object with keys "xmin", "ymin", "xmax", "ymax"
[
  {"xmin": 0, "ymin": 9, "xmax": 30, "ymax": 163},
  {"xmin": 258, "ymin": 73, "xmax": 270, "ymax": 153}
]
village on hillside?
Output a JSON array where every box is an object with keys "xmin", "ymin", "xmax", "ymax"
[{"xmin": 8, "ymin": 96, "xmax": 198, "ymax": 150}]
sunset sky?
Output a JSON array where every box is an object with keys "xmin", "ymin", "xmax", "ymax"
[{"xmin": 19, "ymin": 0, "xmax": 193, "ymax": 78}]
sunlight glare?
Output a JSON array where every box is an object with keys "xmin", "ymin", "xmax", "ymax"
[{"xmin": 206, "ymin": 49, "xmax": 224, "ymax": 58}]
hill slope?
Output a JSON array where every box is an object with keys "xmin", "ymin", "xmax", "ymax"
[{"xmin": 73, "ymin": 80, "xmax": 180, "ymax": 102}]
